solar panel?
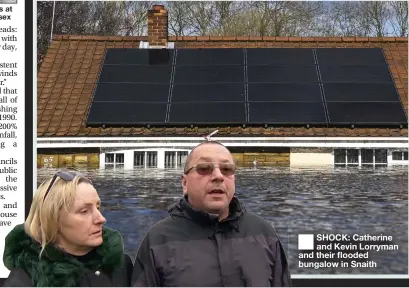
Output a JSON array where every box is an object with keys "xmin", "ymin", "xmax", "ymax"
[
  {"xmin": 248, "ymin": 102, "xmax": 327, "ymax": 124},
  {"xmin": 247, "ymin": 48, "xmax": 315, "ymax": 65},
  {"xmin": 316, "ymin": 48, "xmax": 386, "ymax": 66},
  {"xmin": 87, "ymin": 102, "xmax": 167, "ymax": 125},
  {"xmin": 323, "ymin": 83, "xmax": 401, "ymax": 102},
  {"xmin": 104, "ymin": 48, "xmax": 174, "ymax": 65},
  {"xmin": 148, "ymin": 49, "xmax": 174, "ymax": 65},
  {"xmin": 169, "ymin": 102, "xmax": 246, "ymax": 124},
  {"xmin": 92, "ymin": 83, "xmax": 170, "ymax": 102},
  {"xmin": 327, "ymin": 102, "xmax": 407, "ymax": 125},
  {"xmin": 86, "ymin": 47, "xmax": 406, "ymax": 128},
  {"xmin": 98, "ymin": 65, "xmax": 173, "ymax": 83},
  {"xmin": 176, "ymin": 48, "xmax": 243, "ymax": 65},
  {"xmin": 174, "ymin": 66, "xmax": 244, "ymax": 83},
  {"xmin": 247, "ymin": 65, "xmax": 318, "ymax": 82},
  {"xmin": 172, "ymin": 83, "xmax": 245, "ymax": 102},
  {"xmin": 248, "ymin": 83, "xmax": 322, "ymax": 102},
  {"xmin": 319, "ymin": 65, "xmax": 393, "ymax": 83}
]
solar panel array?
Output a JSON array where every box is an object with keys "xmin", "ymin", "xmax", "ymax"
[{"xmin": 86, "ymin": 48, "xmax": 407, "ymax": 127}]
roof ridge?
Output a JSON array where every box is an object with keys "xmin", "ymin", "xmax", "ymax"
[
  {"xmin": 52, "ymin": 35, "xmax": 148, "ymax": 41},
  {"xmin": 52, "ymin": 34, "xmax": 408, "ymax": 43}
]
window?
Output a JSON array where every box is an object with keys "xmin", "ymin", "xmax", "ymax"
[
  {"xmin": 147, "ymin": 152, "xmax": 157, "ymax": 168},
  {"xmin": 134, "ymin": 151, "xmax": 145, "ymax": 167},
  {"xmin": 165, "ymin": 152, "xmax": 176, "ymax": 168},
  {"xmin": 335, "ymin": 149, "xmax": 388, "ymax": 167},
  {"xmin": 334, "ymin": 149, "xmax": 358, "ymax": 166},
  {"xmin": 361, "ymin": 149, "xmax": 373, "ymax": 165},
  {"xmin": 392, "ymin": 151, "xmax": 408, "ymax": 161},
  {"xmin": 165, "ymin": 151, "xmax": 189, "ymax": 169},
  {"xmin": 105, "ymin": 153, "xmax": 124, "ymax": 168},
  {"xmin": 392, "ymin": 152, "xmax": 401, "ymax": 160},
  {"xmin": 334, "ymin": 149, "xmax": 346, "ymax": 165},
  {"xmin": 347, "ymin": 150, "xmax": 358, "ymax": 165},
  {"xmin": 105, "ymin": 153, "xmax": 114, "ymax": 164},
  {"xmin": 115, "ymin": 154, "xmax": 124, "ymax": 165},
  {"xmin": 178, "ymin": 151, "xmax": 189, "ymax": 168},
  {"xmin": 361, "ymin": 149, "xmax": 387, "ymax": 166},
  {"xmin": 375, "ymin": 149, "xmax": 387, "ymax": 165}
]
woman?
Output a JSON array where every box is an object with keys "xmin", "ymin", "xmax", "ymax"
[{"xmin": 3, "ymin": 170, "xmax": 133, "ymax": 286}]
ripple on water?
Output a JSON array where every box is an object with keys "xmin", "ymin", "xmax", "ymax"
[{"xmin": 37, "ymin": 166, "xmax": 408, "ymax": 274}]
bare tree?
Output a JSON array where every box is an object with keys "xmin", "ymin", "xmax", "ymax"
[
  {"xmin": 390, "ymin": 1, "xmax": 408, "ymax": 37},
  {"xmin": 214, "ymin": 1, "xmax": 233, "ymax": 33},
  {"xmin": 248, "ymin": 1, "xmax": 273, "ymax": 37},
  {"xmin": 52, "ymin": 1, "xmax": 91, "ymax": 35},
  {"xmin": 167, "ymin": 2, "xmax": 191, "ymax": 36},
  {"xmin": 233, "ymin": 1, "xmax": 324, "ymax": 37},
  {"xmin": 212, "ymin": 2, "xmax": 242, "ymax": 35},
  {"xmin": 37, "ymin": 1, "xmax": 409, "ymax": 69},
  {"xmin": 120, "ymin": 1, "xmax": 152, "ymax": 36},
  {"xmin": 360, "ymin": 1, "xmax": 391, "ymax": 37},
  {"xmin": 37, "ymin": 1, "xmax": 54, "ymax": 66},
  {"xmin": 37, "ymin": 1, "xmax": 91, "ymax": 67},
  {"xmin": 320, "ymin": 1, "xmax": 365, "ymax": 37},
  {"xmin": 87, "ymin": 2, "xmax": 124, "ymax": 35},
  {"xmin": 274, "ymin": 2, "xmax": 324, "ymax": 36},
  {"xmin": 185, "ymin": 2, "xmax": 215, "ymax": 36}
]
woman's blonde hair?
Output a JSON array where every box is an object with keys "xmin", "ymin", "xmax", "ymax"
[{"xmin": 24, "ymin": 172, "xmax": 92, "ymax": 256}]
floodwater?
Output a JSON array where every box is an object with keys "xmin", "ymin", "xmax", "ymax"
[{"xmin": 37, "ymin": 166, "xmax": 408, "ymax": 275}]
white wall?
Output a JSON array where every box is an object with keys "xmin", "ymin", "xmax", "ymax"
[{"xmin": 290, "ymin": 152, "xmax": 334, "ymax": 166}]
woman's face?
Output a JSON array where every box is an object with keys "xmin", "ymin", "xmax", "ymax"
[{"xmin": 57, "ymin": 182, "xmax": 106, "ymax": 255}]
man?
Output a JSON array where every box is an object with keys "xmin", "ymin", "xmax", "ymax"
[
  {"xmin": 132, "ymin": 141, "xmax": 291, "ymax": 287},
  {"xmin": 253, "ymin": 158, "xmax": 258, "ymax": 169}
]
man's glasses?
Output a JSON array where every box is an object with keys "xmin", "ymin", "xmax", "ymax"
[
  {"xmin": 185, "ymin": 163, "xmax": 236, "ymax": 176},
  {"xmin": 42, "ymin": 170, "xmax": 84, "ymax": 202}
]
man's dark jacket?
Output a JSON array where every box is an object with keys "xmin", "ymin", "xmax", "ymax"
[
  {"xmin": 3, "ymin": 224, "xmax": 133, "ymax": 287},
  {"xmin": 132, "ymin": 196, "xmax": 291, "ymax": 286}
]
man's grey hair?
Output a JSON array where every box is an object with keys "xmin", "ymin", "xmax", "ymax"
[{"xmin": 183, "ymin": 141, "xmax": 235, "ymax": 173}]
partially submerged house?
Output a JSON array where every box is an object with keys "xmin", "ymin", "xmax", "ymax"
[{"xmin": 37, "ymin": 5, "xmax": 408, "ymax": 169}]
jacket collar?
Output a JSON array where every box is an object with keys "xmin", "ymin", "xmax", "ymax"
[
  {"xmin": 169, "ymin": 195, "xmax": 245, "ymax": 228},
  {"xmin": 3, "ymin": 224, "xmax": 124, "ymax": 287}
]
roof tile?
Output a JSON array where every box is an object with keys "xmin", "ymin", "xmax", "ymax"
[
  {"xmin": 284, "ymin": 42, "xmax": 298, "ymax": 47},
  {"xmin": 177, "ymin": 36, "xmax": 193, "ymax": 41},
  {"xmin": 300, "ymin": 37, "xmax": 314, "ymax": 42},
  {"xmin": 241, "ymin": 128, "xmax": 250, "ymax": 135},
  {"xmin": 132, "ymin": 128, "xmax": 144, "ymax": 135},
  {"xmin": 37, "ymin": 126, "xmax": 47, "ymax": 134},
  {"xmin": 36, "ymin": 36, "xmax": 408, "ymax": 137},
  {"xmin": 342, "ymin": 37, "xmax": 355, "ymax": 42},
  {"xmin": 261, "ymin": 36, "xmax": 275, "ymax": 41},
  {"xmin": 314, "ymin": 37, "xmax": 328, "ymax": 42},
  {"xmin": 395, "ymin": 37, "xmax": 408, "ymax": 42},
  {"xmin": 196, "ymin": 36, "xmax": 209, "ymax": 41},
  {"xmin": 275, "ymin": 36, "xmax": 289, "ymax": 42},
  {"xmin": 328, "ymin": 37, "xmax": 342, "ymax": 42},
  {"xmin": 288, "ymin": 36, "xmax": 301, "ymax": 42},
  {"xmin": 353, "ymin": 37, "xmax": 366, "ymax": 42},
  {"xmin": 110, "ymin": 128, "xmax": 123, "ymax": 135},
  {"xmin": 235, "ymin": 36, "xmax": 248, "ymax": 41},
  {"xmin": 248, "ymin": 36, "xmax": 262, "ymax": 41},
  {"xmin": 209, "ymin": 36, "xmax": 223, "ymax": 41}
]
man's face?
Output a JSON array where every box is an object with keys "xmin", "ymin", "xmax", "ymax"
[{"xmin": 182, "ymin": 144, "xmax": 236, "ymax": 218}]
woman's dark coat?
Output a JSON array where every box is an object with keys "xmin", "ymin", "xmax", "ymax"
[{"xmin": 2, "ymin": 224, "xmax": 132, "ymax": 287}]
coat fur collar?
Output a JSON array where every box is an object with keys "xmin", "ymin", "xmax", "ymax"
[{"xmin": 3, "ymin": 224, "xmax": 124, "ymax": 287}]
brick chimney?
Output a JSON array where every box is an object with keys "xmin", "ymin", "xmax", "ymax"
[{"xmin": 147, "ymin": 4, "xmax": 168, "ymax": 48}]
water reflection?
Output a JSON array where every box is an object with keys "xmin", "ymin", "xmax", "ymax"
[{"xmin": 37, "ymin": 166, "xmax": 408, "ymax": 274}]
